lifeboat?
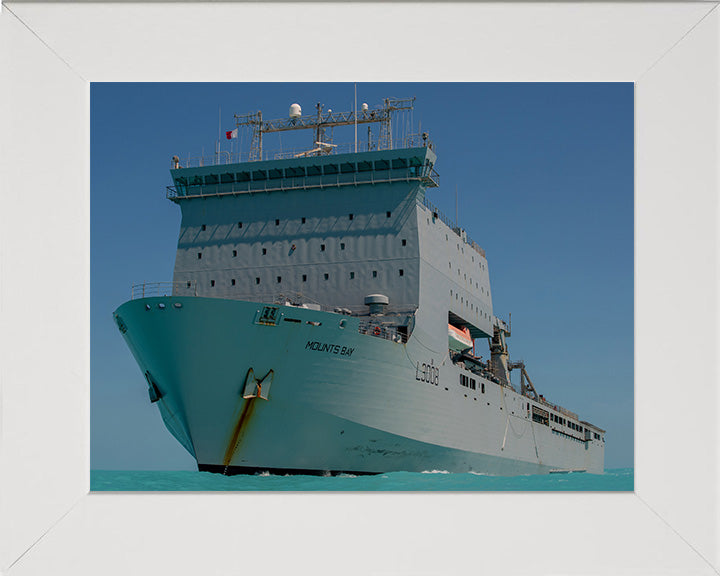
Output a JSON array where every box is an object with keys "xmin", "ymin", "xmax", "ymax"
[{"xmin": 448, "ymin": 324, "xmax": 473, "ymax": 351}]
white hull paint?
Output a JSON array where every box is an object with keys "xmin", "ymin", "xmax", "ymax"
[{"xmin": 115, "ymin": 296, "xmax": 604, "ymax": 475}]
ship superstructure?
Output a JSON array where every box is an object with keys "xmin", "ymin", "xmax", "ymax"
[{"xmin": 114, "ymin": 97, "xmax": 605, "ymax": 475}]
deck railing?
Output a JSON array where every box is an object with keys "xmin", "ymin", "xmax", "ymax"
[
  {"xmin": 129, "ymin": 282, "xmax": 414, "ymax": 344},
  {"xmin": 175, "ymin": 136, "xmax": 432, "ymax": 168},
  {"xmin": 419, "ymin": 196, "xmax": 486, "ymax": 258},
  {"xmin": 166, "ymin": 166, "xmax": 439, "ymax": 200}
]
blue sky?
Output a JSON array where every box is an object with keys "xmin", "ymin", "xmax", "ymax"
[{"xmin": 91, "ymin": 82, "xmax": 633, "ymax": 471}]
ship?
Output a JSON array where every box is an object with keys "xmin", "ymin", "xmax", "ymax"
[{"xmin": 113, "ymin": 96, "xmax": 605, "ymax": 476}]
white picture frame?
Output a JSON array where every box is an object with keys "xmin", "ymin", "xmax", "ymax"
[{"xmin": 1, "ymin": 2, "xmax": 718, "ymax": 574}]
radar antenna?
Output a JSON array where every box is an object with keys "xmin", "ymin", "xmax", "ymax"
[{"xmin": 233, "ymin": 97, "xmax": 416, "ymax": 160}]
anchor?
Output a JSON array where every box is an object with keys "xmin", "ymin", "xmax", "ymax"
[{"xmin": 242, "ymin": 367, "xmax": 273, "ymax": 400}]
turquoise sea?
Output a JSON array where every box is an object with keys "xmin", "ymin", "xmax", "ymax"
[{"xmin": 91, "ymin": 467, "xmax": 633, "ymax": 491}]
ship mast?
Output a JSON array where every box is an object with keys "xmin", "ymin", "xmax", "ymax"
[{"xmin": 233, "ymin": 97, "xmax": 416, "ymax": 160}]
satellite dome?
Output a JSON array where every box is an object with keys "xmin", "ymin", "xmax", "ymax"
[
  {"xmin": 289, "ymin": 103, "xmax": 302, "ymax": 119},
  {"xmin": 361, "ymin": 103, "xmax": 369, "ymax": 112}
]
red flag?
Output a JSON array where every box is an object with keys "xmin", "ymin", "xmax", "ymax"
[{"xmin": 226, "ymin": 129, "xmax": 238, "ymax": 140}]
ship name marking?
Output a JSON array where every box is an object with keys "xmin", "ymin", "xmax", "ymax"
[{"xmin": 305, "ymin": 340, "xmax": 355, "ymax": 357}]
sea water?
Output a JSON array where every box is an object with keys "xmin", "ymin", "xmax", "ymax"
[{"xmin": 91, "ymin": 467, "xmax": 632, "ymax": 491}]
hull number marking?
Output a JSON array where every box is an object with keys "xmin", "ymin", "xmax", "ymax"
[{"xmin": 416, "ymin": 359, "xmax": 439, "ymax": 385}]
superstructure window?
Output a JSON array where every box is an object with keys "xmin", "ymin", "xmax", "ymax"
[
  {"xmin": 275, "ymin": 219, "xmax": 280, "ymax": 226},
  {"xmin": 399, "ymin": 269, "xmax": 404, "ymax": 276},
  {"xmin": 201, "ymin": 224, "xmax": 206, "ymax": 231},
  {"xmin": 350, "ymin": 272, "xmax": 355, "ymax": 279},
  {"xmin": 372, "ymin": 270, "xmax": 377, "ymax": 278},
  {"xmin": 210, "ymin": 280, "xmax": 215, "ymax": 287},
  {"xmin": 349, "ymin": 213, "xmax": 354, "ymax": 220},
  {"xmin": 262, "ymin": 248, "xmax": 267, "ymax": 255},
  {"xmin": 233, "ymin": 250, "xmax": 237, "ymax": 257},
  {"xmin": 302, "ymin": 217, "xmax": 306, "ymax": 224},
  {"xmin": 186, "ymin": 281, "xmax": 191, "ymax": 288},
  {"xmin": 277, "ymin": 276, "xmax": 282, "ymax": 283},
  {"xmin": 402, "ymin": 239, "xmax": 407, "ymax": 246},
  {"xmin": 321, "ymin": 244, "xmax": 326, "ymax": 251},
  {"xmin": 386, "ymin": 211, "xmax": 391, "ymax": 218},
  {"xmin": 238, "ymin": 222, "xmax": 243, "ymax": 228},
  {"xmin": 197, "ymin": 252, "xmax": 202, "ymax": 259},
  {"xmin": 255, "ymin": 278, "xmax": 260, "ymax": 285},
  {"xmin": 231, "ymin": 279, "xmax": 236, "ymax": 286},
  {"xmin": 340, "ymin": 243, "xmax": 345, "ymax": 250},
  {"xmin": 302, "ymin": 274, "xmax": 307, "ymax": 282},
  {"xmin": 324, "ymin": 273, "xmax": 329, "ymax": 280}
]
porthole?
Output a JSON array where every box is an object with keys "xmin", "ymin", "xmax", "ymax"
[
  {"xmin": 145, "ymin": 304, "xmax": 151, "ymax": 311},
  {"xmin": 173, "ymin": 302, "xmax": 183, "ymax": 309},
  {"xmin": 158, "ymin": 303, "xmax": 166, "ymax": 310},
  {"xmin": 340, "ymin": 320, "xmax": 347, "ymax": 329}
]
